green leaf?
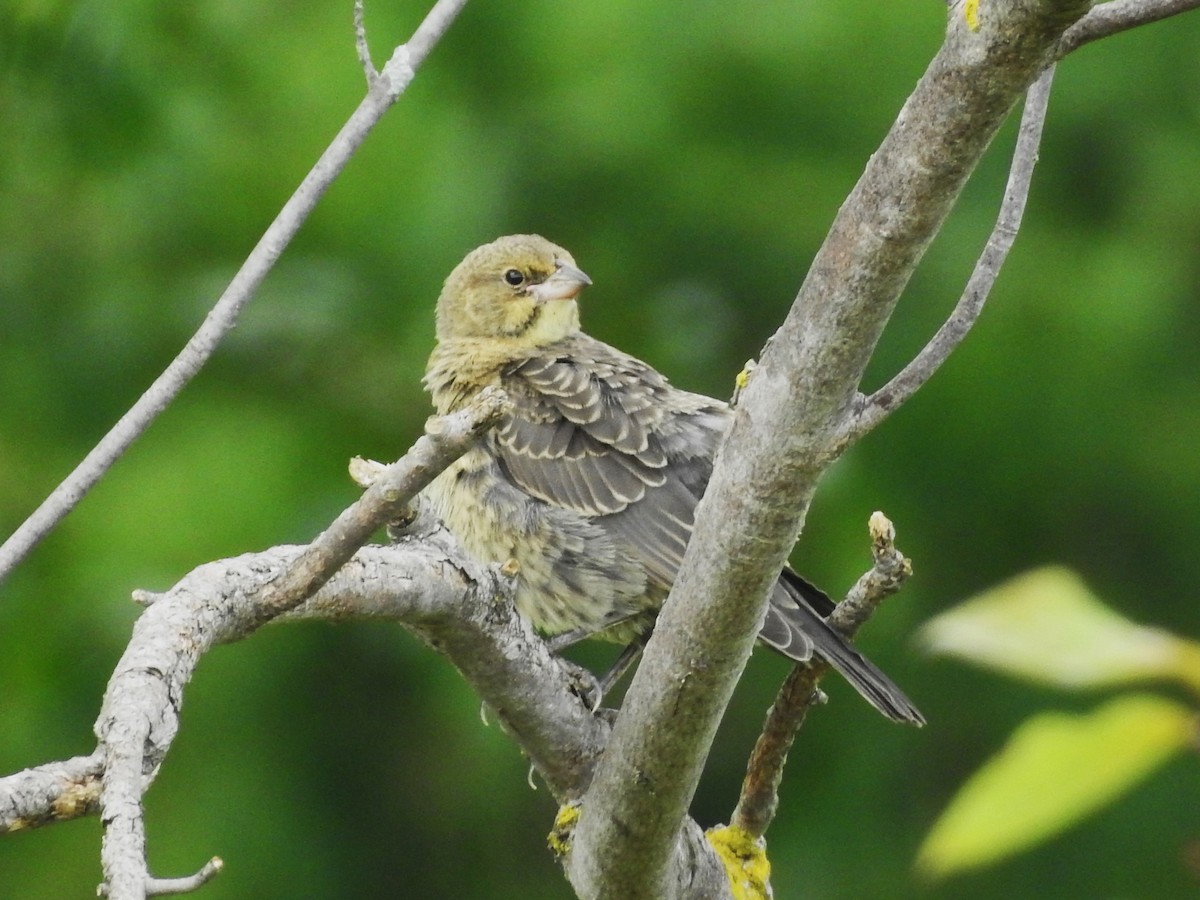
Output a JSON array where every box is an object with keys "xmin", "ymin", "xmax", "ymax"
[
  {"xmin": 920, "ymin": 566, "xmax": 1200, "ymax": 693},
  {"xmin": 916, "ymin": 694, "xmax": 1196, "ymax": 879}
]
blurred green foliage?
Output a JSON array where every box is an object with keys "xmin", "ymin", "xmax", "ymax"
[
  {"xmin": 919, "ymin": 568, "xmax": 1200, "ymax": 879},
  {"xmin": 2, "ymin": 2, "xmax": 1199, "ymax": 897}
]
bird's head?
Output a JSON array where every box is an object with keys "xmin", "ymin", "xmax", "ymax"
[{"xmin": 435, "ymin": 234, "xmax": 591, "ymax": 345}]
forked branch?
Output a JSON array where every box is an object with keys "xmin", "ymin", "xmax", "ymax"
[{"xmin": 839, "ymin": 64, "xmax": 1056, "ymax": 448}]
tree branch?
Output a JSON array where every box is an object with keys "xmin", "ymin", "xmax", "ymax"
[
  {"xmin": 564, "ymin": 3, "xmax": 1091, "ymax": 898},
  {"xmin": 1059, "ymin": 0, "xmax": 1200, "ymax": 54},
  {"xmin": 0, "ymin": 0, "xmax": 470, "ymax": 590},
  {"xmin": 354, "ymin": 0, "xmax": 376, "ymax": 84},
  {"xmin": 95, "ymin": 387, "xmax": 505, "ymax": 900},
  {"xmin": 0, "ymin": 752, "xmax": 103, "ymax": 834},
  {"xmin": 732, "ymin": 513, "xmax": 912, "ymax": 839},
  {"xmin": 81, "ymin": 538, "xmax": 604, "ymax": 899},
  {"xmin": 840, "ymin": 64, "xmax": 1055, "ymax": 446},
  {"xmin": 844, "ymin": 0, "xmax": 1200, "ymax": 447},
  {"xmin": 139, "ymin": 859, "xmax": 225, "ymax": 898},
  {"xmin": 247, "ymin": 386, "xmax": 509, "ymax": 628},
  {"xmin": 1, "ymin": 532, "xmax": 616, "ymax": 821}
]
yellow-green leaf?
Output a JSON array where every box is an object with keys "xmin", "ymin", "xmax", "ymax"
[
  {"xmin": 920, "ymin": 566, "xmax": 1200, "ymax": 693},
  {"xmin": 916, "ymin": 694, "xmax": 1196, "ymax": 879}
]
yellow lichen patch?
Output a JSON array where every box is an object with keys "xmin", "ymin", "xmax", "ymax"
[
  {"xmin": 706, "ymin": 824, "xmax": 772, "ymax": 900},
  {"xmin": 732, "ymin": 360, "xmax": 757, "ymax": 407},
  {"xmin": 51, "ymin": 780, "xmax": 100, "ymax": 820},
  {"xmin": 964, "ymin": 0, "xmax": 981, "ymax": 31},
  {"xmin": 547, "ymin": 802, "xmax": 581, "ymax": 858}
]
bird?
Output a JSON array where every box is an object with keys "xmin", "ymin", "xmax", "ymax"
[{"xmin": 422, "ymin": 234, "xmax": 923, "ymax": 725}]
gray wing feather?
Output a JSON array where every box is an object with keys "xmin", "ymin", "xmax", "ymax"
[
  {"xmin": 495, "ymin": 337, "xmax": 728, "ymax": 587},
  {"xmin": 761, "ymin": 570, "xmax": 926, "ymax": 725},
  {"xmin": 494, "ymin": 336, "xmax": 926, "ymax": 726}
]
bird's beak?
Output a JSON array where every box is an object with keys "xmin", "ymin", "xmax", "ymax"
[{"xmin": 530, "ymin": 263, "xmax": 592, "ymax": 301}]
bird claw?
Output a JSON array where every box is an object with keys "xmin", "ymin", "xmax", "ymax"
[{"xmin": 557, "ymin": 657, "xmax": 606, "ymax": 712}]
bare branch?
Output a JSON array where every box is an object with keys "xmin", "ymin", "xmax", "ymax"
[
  {"xmin": 731, "ymin": 513, "xmax": 912, "ymax": 840},
  {"xmin": 99, "ymin": 858, "xmax": 224, "ymax": 898},
  {"xmin": 80, "ymin": 539, "xmax": 604, "ymax": 899},
  {"xmin": 354, "ymin": 0, "xmax": 376, "ymax": 84},
  {"xmin": 92, "ymin": 388, "xmax": 504, "ymax": 900},
  {"xmin": 1059, "ymin": 0, "xmax": 1200, "ymax": 54},
  {"xmin": 0, "ymin": 537, "xmax": 610, "ymax": 837},
  {"xmin": 247, "ymin": 386, "xmax": 509, "ymax": 628},
  {"xmin": 0, "ymin": 753, "xmax": 102, "ymax": 833},
  {"xmin": 841, "ymin": 65, "xmax": 1056, "ymax": 447},
  {"xmin": 565, "ymin": 3, "xmax": 1090, "ymax": 897},
  {"xmin": 0, "ymin": 0, "xmax": 471, "ymax": 590},
  {"xmin": 834, "ymin": 2, "xmax": 1200, "ymax": 446},
  {"xmin": 829, "ymin": 512, "xmax": 914, "ymax": 634},
  {"xmin": 145, "ymin": 859, "xmax": 224, "ymax": 897},
  {"xmin": 732, "ymin": 669, "xmax": 821, "ymax": 842}
]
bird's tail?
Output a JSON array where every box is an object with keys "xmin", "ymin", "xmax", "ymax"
[{"xmin": 758, "ymin": 569, "xmax": 925, "ymax": 726}]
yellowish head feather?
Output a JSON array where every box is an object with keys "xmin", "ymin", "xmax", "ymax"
[{"xmin": 435, "ymin": 234, "xmax": 590, "ymax": 345}]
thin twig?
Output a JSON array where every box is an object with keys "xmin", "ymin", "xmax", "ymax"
[
  {"xmin": 143, "ymin": 859, "xmax": 224, "ymax": 897},
  {"xmin": 248, "ymin": 386, "xmax": 509, "ymax": 627},
  {"xmin": 838, "ymin": 65, "xmax": 1056, "ymax": 450},
  {"xmin": 0, "ymin": 0, "xmax": 471, "ymax": 590},
  {"xmin": 828, "ymin": 511, "xmax": 914, "ymax": 634},
  {"xmin": 354, "ymin": 0, "xmax": 376, "ymax": 83},
  {"xmin": 1059, "ymin": 0, "xmax": 1200, "ymax": 55},
  {"xmin": 732, "ymin": 513, "xmax": 912, "ymax": 839},
  {"xmin": 730, "ymin": 662, "xmax": 823, "ymax": 839},
  {"xmin": 98, "ymin": 858, "xmax": 224, "ymax": 898}
]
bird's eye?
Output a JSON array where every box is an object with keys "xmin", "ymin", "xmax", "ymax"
[{"xmin": 503, "ymin": 268, "xmax": 525, "ymax": 286}]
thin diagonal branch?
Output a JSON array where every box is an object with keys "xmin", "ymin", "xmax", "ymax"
[
  {"xmin": 1059, "ymin": 0, "xmax": 1200, "ymax": 54},
  {"xmin": 839, "ymin": 64, "xmax": 1056, "ymax": 448},
  {"xmin": 247, "ymin": 386, "xmax": 509, "ymax": 628},
  {"xmin": 0, "ymin": 0, "xmax": 470, "ymax": 590},
  {"xmin": 732, "ymin": 513, "xmax": 912, "ymax": 840},
  {"xmin": 354, "ymin": 0, "xmax": 376, "ymax": 84}
]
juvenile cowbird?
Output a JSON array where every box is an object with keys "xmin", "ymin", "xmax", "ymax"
[{"xmin": 423, "ymin": 234, "xmax": 923, "ymax": 724}]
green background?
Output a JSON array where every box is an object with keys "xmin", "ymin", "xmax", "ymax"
[{"xmin": 3, "ymin": 1, "xmax": 1199, "ymax": 897}]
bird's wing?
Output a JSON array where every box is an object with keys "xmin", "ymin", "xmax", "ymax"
[
  {"xmin": 495, "ymin": 339, "xmax": 730, "ymax": 589},
  {"xmin": 495, "ymin": 341, "xmax": 926, "ymax": 725}
]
